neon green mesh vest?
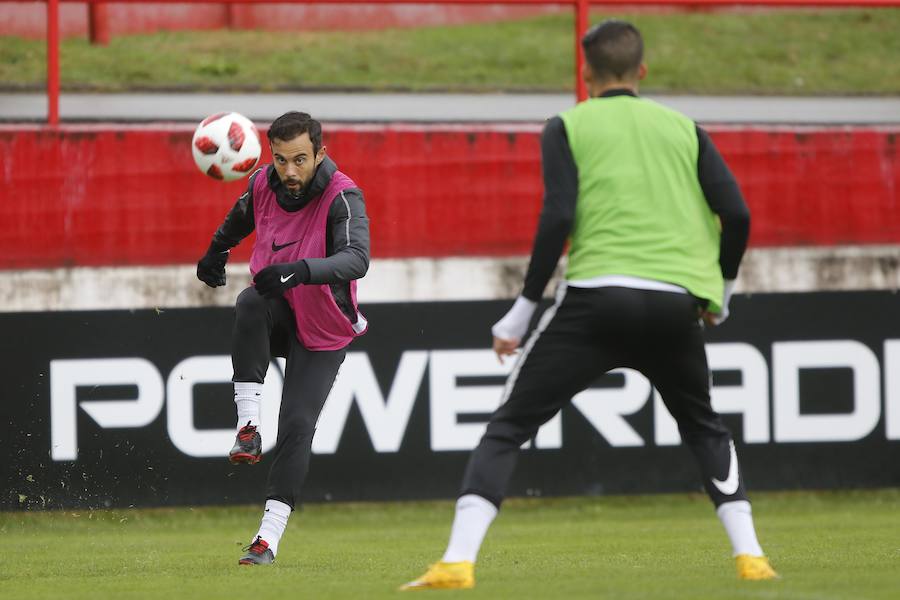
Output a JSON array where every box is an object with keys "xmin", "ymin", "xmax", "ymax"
[{"xmin": 560, "ymin": 95, "xmax": 724, "ymax": 312}]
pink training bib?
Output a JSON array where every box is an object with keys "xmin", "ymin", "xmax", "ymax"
[{"xmin": 249, "ymin": 166, "xmax": 367, "ymax": 351}]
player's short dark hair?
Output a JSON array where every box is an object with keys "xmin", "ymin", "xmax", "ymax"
[
  {"xmin": 267, "ymin": 111, "xmax": 323, "ymax": 154},
  {"xmin": 581, "ymin": 20, "xmax": 644, "ymax": 83}
]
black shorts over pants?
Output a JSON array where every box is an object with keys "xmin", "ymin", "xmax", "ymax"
[{"xmin": 461, "ymin": 285, "xmax": 747, "ymax": 508}]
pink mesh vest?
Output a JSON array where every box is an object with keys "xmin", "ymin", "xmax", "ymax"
[{"xmin": 249, "ymin": 166, "xmax": 367, "ymax": 351}]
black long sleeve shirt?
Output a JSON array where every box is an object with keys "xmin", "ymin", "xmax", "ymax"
[{"xmin": 522, "ymin": 92, "xmax": 750, "ymax": 301}]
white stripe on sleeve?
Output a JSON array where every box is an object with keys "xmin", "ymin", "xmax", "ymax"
[{"xmin": 339, "ymin": 191, "xmax": 352, "ymax": 245}]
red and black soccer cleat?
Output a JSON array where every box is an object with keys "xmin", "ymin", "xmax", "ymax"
[
  {"xmin": 238, "ymin": 536, "xmax": 274, "ymax": 565},
  {"xmin": 229, "ymin": 422, "xmax": 262, "ymax": 465}
]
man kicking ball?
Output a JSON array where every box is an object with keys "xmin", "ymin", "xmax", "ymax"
[{"xmin": 197, "ymin": 111, "xmax": 369, "ymax": 565}]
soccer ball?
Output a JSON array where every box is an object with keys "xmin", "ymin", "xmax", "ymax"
[{"xmin": 191, "ymin": 112, "xmax": 262, "ymax": 181}]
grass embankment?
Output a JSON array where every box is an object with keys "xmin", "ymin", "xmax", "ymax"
[
  {"xmin": 1, "ymin": 10, "xmax": 899, "ymax": 94},
  {"xmin": 2, "ymin": 489, "xmax": 899, "ymax": 599}
]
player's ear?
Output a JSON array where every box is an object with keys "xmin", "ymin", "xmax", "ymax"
[
  {"xmin": 637, "ymin": 63, "xmax": 647, "ymax": 81},
  {"xmin": 581, "ymin": 61, "xmax": 594, "ymax": 87},
  {"xmin": 316, "ymin": 145, "xmax": 327, "ymax": 166}
]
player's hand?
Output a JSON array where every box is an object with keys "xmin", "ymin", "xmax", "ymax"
[
  {"xmin": 253, "ymin": 260, "xmax": 310, "ymax": 299},
  {"xmin": 197, "ymin": 247, "xmax": 229, "ymax": 287},
  {"xmin": 493, "ymin": 336, "xmax": 521, "ymax": 364},
  {"xmin": 701, "ymin": 308, "xmax": 727, "ymax": 327},
  {"xmin": 703, "ymin": 279, "xmax": 736, "ymax": 327},
  {"xmin": 491, "ymin": 295, "xmax": 538, "ymax": 352},
  {"xmin": 491, "ymin": 296, "xmax": 537, "ymax": 364}
]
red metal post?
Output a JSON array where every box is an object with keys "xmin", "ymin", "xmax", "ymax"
[
  {"xmin": 47, "ymin": 0, "xmax": 60, "ymax": 125},
  {"xmin": 226, "ymin": 3, "xmax": 239, "ymax": 29},
  {"xmin": 575, "ymin": 0, "xmax": 589, "ymax": 101},
  {"xmin": 89, "ymin": 4, "xmax": 111, "ymax": 46}
]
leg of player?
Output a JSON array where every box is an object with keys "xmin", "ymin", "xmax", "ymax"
[
  {"xmin": 401, "ymin": 288, "xmax": 610, "ymax": 590},
  {"xmin": 228, "ymin": 287, "xmax": 292, "ymax": 464},
  {"xmin": 642, "ymin": 293, "xmax": 778, "ymax": 580},
  {"xmin": 238, "ymin": 339, "xmax": 346, "ymax": 565},
  {"xmin": 238, "ymin": 499, "xmax": 289, "ymax": 565}
]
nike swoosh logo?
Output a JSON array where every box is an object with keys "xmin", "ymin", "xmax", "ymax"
[
  {"xmin": 271, "ymin": 239, "xmax": 299, "ymax": 252},
  {"xmin": 280, "ymin": 273, "xmax": 295, "ymax": 284},
  {"xmin": 711, "ymin": 440, "xmax": 740, "ymax": 496}
]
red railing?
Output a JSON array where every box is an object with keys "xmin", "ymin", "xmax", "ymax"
[{"xmin": 10, "ymin": 0, "xmax": 900, "ymax": 124}]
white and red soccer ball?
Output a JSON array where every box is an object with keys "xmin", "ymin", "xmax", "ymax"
[{"xmin": 191, "ymin": 112, "xmax": 262, "ymax": 181}]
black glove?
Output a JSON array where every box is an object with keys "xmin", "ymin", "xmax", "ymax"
[
  {"xmin": 254, "ymin": 260, "xmax": 311, "ymax": 299},
  {"xmin": 196, "ymin": 244, "xmax": 229, "ymax": 288}
]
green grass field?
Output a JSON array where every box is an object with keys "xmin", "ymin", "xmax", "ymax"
[
  {"xmin": 1, "ymin": 10, "xmax": 900, "ymax": 94},
  {"xmin": 2, "ymin": 489, "xmax": 898, "ymax": 599}
]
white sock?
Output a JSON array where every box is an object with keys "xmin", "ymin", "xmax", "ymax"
[
  {"xmin": 717, "ymin": 500, "xmax": 764, "ymax": 557},
  {"xmin": 441, "ymin": 494, "xmax": 499, "ymax": 563},
  {"xmin": 255, "ymin": 499, "xmax": 292, "ymax": 557},
  {"xmin": 234, "ymin": 382, "xmax": 262, "ymax": 432}
]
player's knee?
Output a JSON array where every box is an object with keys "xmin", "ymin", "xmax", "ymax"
[
  {"xmin": 280, "ymin": 415, "xmax": 317, "ymax": 439},
  {"xmin": 482, "ymin": 420, "xmax": 534, "ymax": 447},
  {"xmin": 234, "ymin": 287, "xmax": 267, "ymax": 323},
  {"xmin": 679, "ymin": 421, "xmax": 730, "ymax": 443}
]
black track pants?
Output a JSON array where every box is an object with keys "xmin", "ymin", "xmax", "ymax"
[
  {"xmin": 461, "ymin": 285, "xmax": 746, "ymax": 508},
  {"xmin": 232, "ymin": 287, "xmax": 346, "ymax": 509}
]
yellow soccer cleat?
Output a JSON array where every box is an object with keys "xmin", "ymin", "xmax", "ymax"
[
  {"xmin": 735, "ymin": 554, "xmax": 779, "ymax": 580},
  {"xmin": 399, "ymin": 561, "xmax": 475, "ymax": 591}
]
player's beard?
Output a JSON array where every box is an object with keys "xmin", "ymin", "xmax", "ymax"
[
  {"xmin": 280, "ymin": 160, "xmax": 321, "ymax": 202},
  {"xmin": 284, "ymin": 177, "xmax": 304, "ymax": 198}
]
